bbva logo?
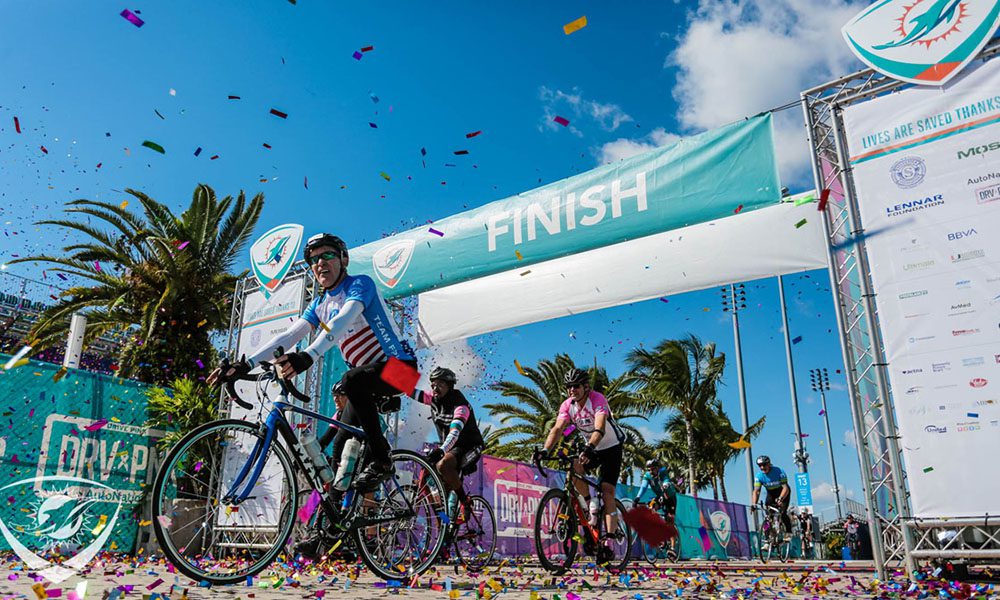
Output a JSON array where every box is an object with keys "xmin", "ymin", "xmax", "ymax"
[
  {"xmin": 843, "ymin": 0, "xmax": 1000, "ymax": 85},
  {"xmin": 947, "ymin": 228, "xmax": 978, "ymax": 240}
]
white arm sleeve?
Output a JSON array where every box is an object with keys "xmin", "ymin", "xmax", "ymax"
[
  {"xmin": 246, "ymin": 318, "xmax": 313, "ymax": 366},
  {"xmin": 303, "ymin": 299, "xmax": 365, "ymax": 361}
]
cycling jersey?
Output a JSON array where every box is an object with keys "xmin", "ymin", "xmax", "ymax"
[
  {"xmin": 301, "ymin": 274, "xmax": 415, "ymax": 367},
  {"xmin": 636, "ymin": 467, "xmax": 678, "ymax": 503},
  {"xmin": 754, "ymin": 466, "xmax": 788, "ymax": 493},
  {"xmin": 418, "ymin": 388, "xmax": 484, "ymax": 454},
  {"xmin": 557, "ymin": 391, "xmax": 622, "ymax": 451}
]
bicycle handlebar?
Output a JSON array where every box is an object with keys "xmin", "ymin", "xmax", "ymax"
[
  {"xmin": 533, "ymin": 450, "xmax": 548, "ymax": 479},
  {"xmin": 271, "ymin": 347, "xmax": 312, "ymax": 403},
  {"xmin": 220, "ymin": 347, "xmax": 312, "ymax": 407}
]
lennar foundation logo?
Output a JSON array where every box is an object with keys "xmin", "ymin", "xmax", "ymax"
[
  {"xmin": 250, "ymin": 224, "xmax": 304, "ymax": 299},
  {"xmin": 372, "ymin": 239, "xmax": 416, "ymax": 289},
  {"xmin": 0, "ymin": 476, "xmax": 124, "ymax": 583},
  {"xmin": 843, "ymin": 0, "xmax": 1000, "ymax": 85},
  {"xmin": 885, "ymin": 194, "xmax": 944, "ymax": 217}
]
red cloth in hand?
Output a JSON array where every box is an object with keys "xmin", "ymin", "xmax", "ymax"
[{"xmin": 623, "ymin": 505, "xmax": 677, "ymax": 547}]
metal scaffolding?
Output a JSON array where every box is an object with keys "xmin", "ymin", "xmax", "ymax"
[{"xmin": 800, "ymin": 40, "xmax": 1000, "ymax": 578}]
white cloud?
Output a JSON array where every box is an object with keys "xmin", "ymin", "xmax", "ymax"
[
  {"xmin": 843, "ymin": 429, "xmax": 857, "ymax": 448},
  {"xmin": 812, "ymin": 480, "xmax": 855, "ymax": 506},
  {"xmin": 596, "ymin": 127, "xmax": 681, "ymax": 164},
  {"xmin": 669, "ymin": 0, "xmax": 865, "ymax": 186},
  {"xmin": 539, "ymin": 86, "xmax": 634, "ymax": 137}
]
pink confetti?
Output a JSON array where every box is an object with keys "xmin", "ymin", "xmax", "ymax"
[
  {"xmin": 175, "ymin": 240, "xmax": 190, "ymax": 250},
  {"xmin": 94, "ymin": 261, "xmax": 102, "ymax": 272},
  {"xmin": 120, "ymin": 9, "xmax": 144, "ymax": 27},
  {"xmin": 146, "ymin": 579, "xmax": 164, "ymax": 590},
  {"xmin": 553, "ymin": 116, "xmax": 570, "ymax": 127},
  {"xmin": 563, "ymin": 424, "xmax": 576, "ymax": 436},
  {"xmin": 84, "ymin": 419, "xmax": 108, "ymax": 432},
  {"xmin": 818, "ymin": 409, "xmax": 826, "ymax": 416},
  {"xmin": 156, "ymin": 515, "xmax": 172, "ymax": 528},
  {"xmin": 194, "ymin": 461, "xmax": 203, "ymax": 472},
  {"xmin": 297, "ymin": 490, "xmax": 321, "ymax": 524}
]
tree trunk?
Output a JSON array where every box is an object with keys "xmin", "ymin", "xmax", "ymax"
[
  {"xmin": 712, "ymin": 478, "xmax": 719, "ymax": 501},
  {"xmin": 720, "ymin": 471, "xmax": 729, "ymax": 503},
  {"xmin": 685, "ymin": 417, "xmax": 697, "ymax": 496}
]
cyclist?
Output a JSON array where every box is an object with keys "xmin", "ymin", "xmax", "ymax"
[
  {"xmin": 844, "ymin": 514, "xmax": 861, "ymax": 557},
  {"xmin": 419, "ymin": 366, "xmax": 485, "ymax": 520},
  {"xmin": 535, "ymin": 368, "xmax": 624, "ymax": 549},
  {"xmin": 633, "ymin": 458, "xmax": 679, "ymax": 558},
  {"xmin": 208, "ymin": 233, "xmax": 417, "ymax": 490},
  {"xmin": 750, "ymin": 455, "xmax": 792, "ymax": 534},
  {"xmin": 796, "ymin": 507, "xmax": 814, "ymax": 554}
]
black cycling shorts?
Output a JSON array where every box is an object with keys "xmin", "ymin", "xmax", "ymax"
[
  {"xmin": 583, "ymin": 444, "xmax": 623, "ymax": 485},
  {"xmin": 447, "ymin": 443, "xmax": 483, "ymax": 476}
]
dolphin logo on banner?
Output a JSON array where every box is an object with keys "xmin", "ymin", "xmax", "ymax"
[
  {"xmin": 250, "ymin": 224, "xmax": 304, "ymax": 298},
  {"xmin": 842, "ymin": 0, "xmax": 1000, "ymax": 85},
  {"xmin": 710, "ymin": 510, "xmax": 732, "ymax": 547},
  {"xmin": 372, "ymin": 239, "xmax": 416, "ymax": 289}
]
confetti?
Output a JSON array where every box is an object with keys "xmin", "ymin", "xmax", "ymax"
[
  {"xmin": 195, "ymin": 359, "xmax": 204, "ymax": 369},
  {"xmin": 623, "ymin": 505, "xmax": 673, "ymax": 546},
  {"xmin": 297, "ymin": 489, "xmax": 321, "ymax": 524},
  {"xmin": 156, "ymin": 515, "xmax": 172, "ymax": 528},
  {"xmin": 194, "ymin": 147, "xmax": 202, "ymax": 156},
  {"xmin": 553, "ymin": 116, "xmax": 570, "ymax": 127},
  {"xmin": 361, "ymin": 45, "xmax": 374, "ymax": 52},
  {"xmin": 727, "ymin": 437, "xmax": 751, "ymax": 450},
  {"xmin": 13, "ymin": 117, "xmax": 20, "ymax": 133},
  {"xmin": 818, "ymin": 409, "xmax": 826, "ymax": 416},
  {"xmin": 379, "ymin": 172, "xmax": 390, "ymax": 181},
  {"xmin": 563, "ymin": 15, "xmax": 588, "ymax": 35},
  {"xmin": 304, "ymin": 176, "xmax": 308, "ymax": 189},
  {"xmin": 85, "ymin": 419, "xmax": 109, "ymax": 432},
  {"xmin": 734, "ymin": 204, "xmax": 743, "ymax": 214},
  {"xmin": 196, "ymin": 319, "xmax": 208, "ymax": 327},
  {"xmin": 119, "ymin": 200, "xmax": 129, "ymax": 210},
  {"xmin": 794, "ymin": 193, "xmax": 816, "ymax": 206},
  {"xmin": 466, "ymin": 130, "xmax": 482, "ymax": 138},
  {"xmin": 563, "ymin": 424, "xmax": 576, "ymax": 436},
  {"xmin": 369, "ymin": 122, "xmax": 378, "ymax": 128},
  {"xmin": 228, "ymin": 95, "xmax": 241, "ymax": 100},
  {"xmin": 515, "ymin": 250, "xmax": 523, "ymax": 260},
  {"xmin": 120, "ymin": 9, "xmax": 144, "ymax": 27},
  {"xmin": 369, "ymin": 92, "xmax": 379, "ymax": 104},
  {"xmin": 968, "ymin": 412, "xmax": 979, "ymax": 418},
  {"xmin": 514, "ymin": 359, "xmax": 526, "ymax": 376},
  {"xmin": 428, "ymin": 227, "xmax": 444, "ymax": 237},
  {"xmin": 453, "ymin": 150, "xmax": 469, "ymax": 155},
  {"xmin": 176, "ymin": 240, "xmax": 190, "ymax": 250},
  {"xmin": 4, "ymin": 346, "xmax": 32, "ymax": 370},
  {"xmin": 92, "ymin": 514, "xmax": 108, "ymax": 535},
  {"xmin": 794, "ymin": 218, "xmax": 808, "ymax": 228},
  {"xmin": 52, "ymin": 366, "xmax": 68, "ymax": 383},
  {"xmin": 270, "ymin": 108, "xmax": 288, "ymax": 119},
  {"xmin": 352, "ymin": 51, "xmax": 363, "ymax": 60},
  {"xmin": 520, "ymin": 270, "xmax": 532, "ymax": 276},
  {"xmin": 792, "ymin": 335, "xmax": 803, "ymax": 344},
  {"xmin": 923, "ymin": 466, "xmax": 934, "ymax": 473},
  {"xmin": 379, "ymin": 357, "xmax": 420, "ymax": 395},
  {"xmin": 40, "ymin": 145, "xmax": 48, "ymax": 154},
  {"xmin": 142, "ymin": 140, "xmax": 165, "ymax": 154},
  {"xmin": 818, "ymin": 188, "xmax": 831, "ymax": 211}
]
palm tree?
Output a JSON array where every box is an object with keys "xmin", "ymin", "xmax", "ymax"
[
  {"xmin": 484, "ymin": 354, "xmax": 648, "ymax": 468},
  {"xmin": 627, "ymin": 334, "xmax": 726, "ymax": 495},
  {"xmin": 11, "ymin": 185, "xmax": 263, "ymax": 385}
]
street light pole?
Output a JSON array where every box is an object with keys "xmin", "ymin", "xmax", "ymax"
[
  {"xmin": 810, "ymin": 367, "xmax": 842, "ymax": 519},
  {"xmin": 778, "ymin": 275, "xmax": 808, "ymax": 473},
  {"xmin": 721, "ymin": 284, "xmax": 753, "ymax": 504}
]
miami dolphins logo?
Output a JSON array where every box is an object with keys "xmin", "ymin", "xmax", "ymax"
[
  {"xmin": 843, "ymin": 0, "xmax": 1000, "ymax": 85},
  {"xmin": 250, "ymin": 224, "xmax": 304, "ymax": 298},
  {"xmin": 372, "ymin": 239, "xmax": 416, "ymax": 289}
]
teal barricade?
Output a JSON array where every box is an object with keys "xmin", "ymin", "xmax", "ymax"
[{"xmin": 0, "ymin": 356, "xmax": 158, "ymax": 555}]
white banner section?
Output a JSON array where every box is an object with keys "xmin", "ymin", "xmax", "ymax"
[
  {"xmin": 843, "ymin": 58, "xmax": 1000, "ymax": 519},
  {"xmin": 416, "ymin": 199, "xmax": 827, "ymax": 346},
  {"xmin": 219, "ymin": 277, "xmax": 305, "ymax": 528}
]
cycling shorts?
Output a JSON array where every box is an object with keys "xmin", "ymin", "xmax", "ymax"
[{"xmin": 583, "ymin": 443, "xmax": 623, "ymax": 486}]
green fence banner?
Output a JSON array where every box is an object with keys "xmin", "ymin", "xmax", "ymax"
[
  {"xmin": 0, "ymin": 357, "xmax": 159, "ymax": 571},
  {"xmin": 350, "ymin": 114, "xmax": 779, "ymax": 299}
]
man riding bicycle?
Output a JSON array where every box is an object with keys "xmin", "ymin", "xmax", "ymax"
[
  {"xmin": 751, "ymin": 455, "xmax": 792, "ymax": 534},
  {"xmin": 536, "ymin": 368, "xmax": 624, "ymax": 549},
  {"xmin": 208, "ymin": 233, "xmax": 417, "ymax": 490},
  {"xmin": 634, "ymin": 459, "xmax": 678, "ymax": 557},
  {"xmin": 419, "ymin": 366, "xmax": 485, "ymax": 520}
]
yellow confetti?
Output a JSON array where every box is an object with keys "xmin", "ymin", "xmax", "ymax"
[
  {"xmin": 31, "ymin": 583, "xmax": 47, "ymax": 600},
  {"xmin": 52, "ymin": 366, "xmax": 68, "ymax": 383},
  {"xmin": 449, "ymin": 592, "xmax": 460, "ymax": 600},
  {"xmin": 196, "ymin": 319, "xmax": 208, "ymax": 328},
  {"xmin": 119, "ymin": 200, "xmax": 129, "ymax": 210},
  {"xmin": 563, "ymin": 15, "xmax": 588, "ymax": 35},
  {"xmin": 487, "ymin": 579, "xmax": 502, "ymax": 592},
  {"xmin": 92, "ymin": 514, "xmax": 108, "ymax": 535},
  {"xmin": 138, "ymin": 520, "xmax": 152, "ymax": 527},
  {"xmin": 380, "ymin": 172, "xmax": 391, "ymax": 181},
  {"xmin": 514, "ymin": 359, "xmax": 526, "ymax": 376},
  {"xmin": 496, "ymin": 466, "xmax": 514, "ymax": 475},
  {"xmin": 318, "ymin": 321, "xmax": 331, "ymax": 333},
  {"xmin": 728, "ymin": 436, "xmax": 751, "ymax": 450},
  {"xmin": 515, "ymin": 250, "xmax": 524, "ymax": 261}
]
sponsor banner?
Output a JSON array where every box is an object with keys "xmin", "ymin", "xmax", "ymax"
[
  {"xmin": 249, "ymin": 224, "xmax": 304, "ymax": 299},
  {"xmin": 349, "ymin": 115, "xmax": 780, "ymax": 299},
  {"xmin": 843, "ymin": 0, "xmax": 1000, "ymax": 86},
  {"xmin": 843, "ymin": 57, "xmax": 1000, "ymax": 518},
  {"xmin": 223, "ymin": 278, "xmax": 306, "ymax": 527},
  {"xmin": 0, "ymin": 358, "xmax": 162, "ymax": 577}
]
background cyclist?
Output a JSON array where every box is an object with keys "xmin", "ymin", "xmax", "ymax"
[
  {"xmin": 536, "ymin": 368, "xmax": 624, "ymax": 549},
  {"xmin": 633, "ymin": 458, "xmax": 679, "ymax": 557},
  {"xmin": 751, "ymin": 455, "xmax": 792, "ymax": 533},
  {"xmin": 419, "ymin": 366, "xmax": 485, "ymax": 520},
  {"xmin": 208, "ymin": 232, "xmax": 417, "ymax": 490}
]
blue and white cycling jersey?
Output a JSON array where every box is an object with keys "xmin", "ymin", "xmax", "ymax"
[
  {"xmin": 754, "ymin": 466, "xmax": 788, "ymax": 493},
  {"xmin": 301, "ymin": 274, "xmax": 414, "ymax": 367}
]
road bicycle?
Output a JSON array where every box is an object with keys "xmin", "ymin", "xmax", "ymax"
[
  {"xmin": 151, "ymin": 351, "xmax": 448, "ymax": 583},
  {"xmin": 532, "ymin": 447, "xmax": 631, "ymax": 574},
  {"xmin": 754, "ymin": 504, "xmax": 790, "ymax": 563},
  {"xmin": 416, "ymin": 448, "xmax": 497, "ymax": 572},
  {"xmin": 797, "ymin": 516, "xmax": 816, "ymax": 559},
  {"xmin": 633, "ymin": 499, "xmax": 679, "ymax": 566}
]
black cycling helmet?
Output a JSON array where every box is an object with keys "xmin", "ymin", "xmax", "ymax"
[
  {"xmin": 756, "ymin": 455, "xmax": 771, "ymax": 467},
  {"xmin": 645, "ymin": 459, "xmax": 660, "ymax": 470},
  {"xmin": 332, "ymin": 379, "xmax": 347, "ymax": 395},
  {"xmin": 563, "ymin": 368, "xmax": 589, "ymax": 387},
  {"xmin": 303, "ymin": 233, "xmax": 348, "ymax": 262},
  {"xmin": 429, "ymin": 366, "xmax": 457, "ymax": 384}
]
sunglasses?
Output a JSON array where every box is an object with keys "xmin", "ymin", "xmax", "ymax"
[
  {"xmin": 306, "ymin": 251, "xmax": 340, "ymax": 266},
  {"xmin": 566, "ymin": 383, "xmax": 585, "ymax": 390}
]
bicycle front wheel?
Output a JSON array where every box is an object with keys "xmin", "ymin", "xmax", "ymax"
[
  {"xmin": 534, "ymin": 489, "xmax": 578, "ymax": 574},
  {"xmin": 453, "ymin": 495, "xmax": 496, "ymax": 572},
  {"xmin": 152, "ymin": 419, "xmax": 297, "ymax": 584},
  {"xmin": 351, "ymin": 449, "xmax": 448, "ymax": 580}
]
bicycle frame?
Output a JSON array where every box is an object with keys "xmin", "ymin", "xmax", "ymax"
[{"xmin": 548, "ymin": 457, "xmax": 606, "ymax": 546}]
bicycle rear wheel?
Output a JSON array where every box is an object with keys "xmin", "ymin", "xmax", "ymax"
[
  {"xmin": 534, "ymin": 489, "xmax": 578, "ymax": 575},
  {"xmin": 152, "ymin": 419, "xmax": 297, "ymax": 584},
  {"xmin": 453, "ymin": 495, "xmax": 496, "ymax": 572},
  {"xmin": 351, "ymin": 449, "xmax": 447, "ymax": 581}
]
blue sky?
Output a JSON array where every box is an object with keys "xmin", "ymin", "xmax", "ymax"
[{"xmin": 0, "ymin": 0, "xmax": 871, "ymax": 511}]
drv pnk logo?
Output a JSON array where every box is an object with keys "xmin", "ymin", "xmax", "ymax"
[{"xmin": 843, "ymin": 0, "xmax": 1000, "ymax": 85}]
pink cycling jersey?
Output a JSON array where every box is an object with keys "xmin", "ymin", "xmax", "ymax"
[{"xmin": 558, "ymin": 391, "xmax": 622, "ymax": 451}]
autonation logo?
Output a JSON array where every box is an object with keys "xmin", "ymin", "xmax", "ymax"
[
  {"xmin": 958, "ymin": 141, "xmax": 1000, "ymax": 160},
  {"xmin": 884, "ymin": 194, "xmax": 944, "ymax": 217}
]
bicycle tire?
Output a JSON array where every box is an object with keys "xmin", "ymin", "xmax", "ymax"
[
  {"xmin": 453, "ymin": 495, "xmax": 496, "ymax": 572},
  {"xmin": 534, "ymin": 489, "xmax": 578, "ymax": 575},
  {"xmin": 152, "ymin": 419, "xmax": 297, "ymax": 584},
  {"xmin": 351, "ymin": 449, "xmax": 448, "ymax": 581}
]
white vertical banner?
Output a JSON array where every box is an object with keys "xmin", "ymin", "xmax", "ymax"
[
  {"xmin": 218, "ymin": 278, "xmax": 305, "ymax": 528},
  {"xmin": 842, "ymin": 58, "xmax": 1000, "ymax": 518}
]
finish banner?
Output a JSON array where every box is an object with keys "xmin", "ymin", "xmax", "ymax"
[
  {"xmin": 349, "ymin": 115, "xmax": 780, "ymax": 299},
  {"xmin": 843, "ymin": 57, "xmax": 1000, "ymax": 518}
]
